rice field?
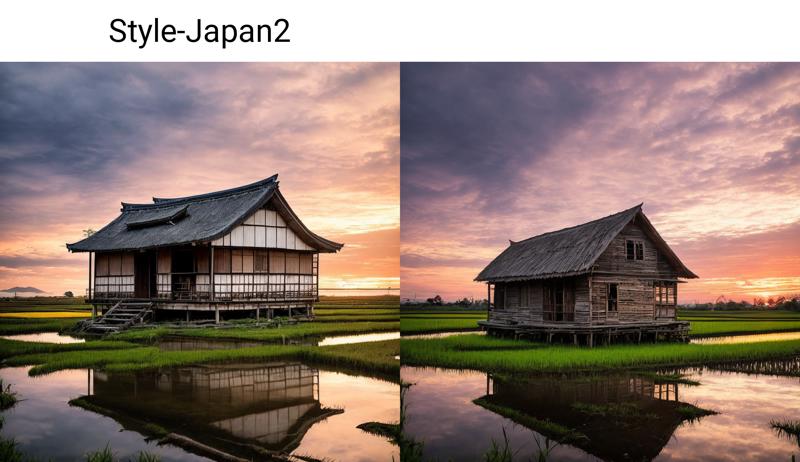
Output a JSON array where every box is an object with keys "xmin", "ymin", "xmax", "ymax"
[
  {"xmin": 400, "ymin": 307, "xmax": 486, "ymax": 334},
  {"xmin": 401, "ymin": 333, "xmax": 800, "ymax": 373},
  {"xmin": 1, "ymin": 337, "xmax": 400, "ymax": 378}
]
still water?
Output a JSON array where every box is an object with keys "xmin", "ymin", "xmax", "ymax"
[
  {"xmin": 1, "ymin": 332, "xmax": 85, "ymax": 344},
  {"xmin": 0, "ymin": 362, "xmax": 398, "ymax": 461},
  {"xmin": 402, "ymin": 362, "xmax": 800, "ymax": 461},
  {"xmin": 155, "ymin": 331, "xmax": 400, "ymax": 350}
]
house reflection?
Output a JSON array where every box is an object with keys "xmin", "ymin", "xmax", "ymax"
[
  {"xmin": 479, "ymin": 373, "xmax": 710, "ymax": 462},
  {"xmin": 81, "ymin": 362, "xmax": 342, "ymax": 460}
]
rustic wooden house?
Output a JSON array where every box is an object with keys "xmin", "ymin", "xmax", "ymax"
[
  {"xmin": 67, "ymin": 175, "xmax": 342, "ymax": 331},
  {"xmin": 476, "ymin": 204, "xmax": 696, "ymax": 344}
]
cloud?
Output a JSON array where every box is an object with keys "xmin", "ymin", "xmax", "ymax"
[
  {"xmin": 0, "ymin": 63, "xmax": 399, "ymax": 294},
  {"xmin": 401, "ymin": 63, "xmax": 800, "ymax": 301}
]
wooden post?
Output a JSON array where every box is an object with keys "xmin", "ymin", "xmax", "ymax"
[
  {"xmin": 210, "ymin": 245, "xmax": 215, "ymax": 301},
  {"xmin": 88, "ymin": 252, "xmax": 93, "ymax": 300},
  {"xmin": 186, "ymin": 310, "xmax": 190, "ymax": 323},
  {"xmin": 588, "ymin": 332, "xmax": 593, "ymax": 348},
  {"xmin": 485, "ymin": 283, "xmax": 491, "ymax": 315},
  {"xmin": 215, "ymin": 306, "xmax": 219, "ymax": 324},
  {"xmin": 256, "ymin": 307, "xmax": 260, "ymax": 321}
]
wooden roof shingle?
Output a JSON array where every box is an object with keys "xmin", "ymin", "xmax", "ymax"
[
  {"xmin": 475, "ymin": 204, "xmax": 697, "ymax": 282},
  {"xmin": 66, "ymin": 175, "xmax": 343, "ymax": 253}
]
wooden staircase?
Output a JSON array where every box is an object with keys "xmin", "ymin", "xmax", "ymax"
[{"xmin": 83, "ymin": 300, "xmax": 153, "ymax": 334}]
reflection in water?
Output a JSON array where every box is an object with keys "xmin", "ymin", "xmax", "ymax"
[
  {"xmin": 691, "ymin": 331, "xmax": 800, "ymax": 344},
  {"xmin": 86, "ymin": 363, "xmax": 337, "ymax": 458},
  {"xmin": 402, "ymin": 330, "xmax": 485, "ymax": 339},
  {"xmin": 156, "ymin": 331, "xmax": 400, "ymax": 350},
  {"xmin": 1, "ymin": 332, "xmax": 85, "ymax": 344},
  {"xmin": 0, "ymin": 363, "xmax": 398, "ymax": 461},
  {"xmin": 483, "ymin": 374, "xmax": 699, "ymax": 461},
  {"xmin": 403, "ymin": 363, "xmax": 800, "ymax": 462},
  {"xmin": 317, "ymin": 331, "xmax": 399, "ymax": 346}
]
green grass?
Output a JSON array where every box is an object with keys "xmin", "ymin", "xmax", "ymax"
[
  {"xmin": 0, "ymin": 317, "xmax": 82, "ymax": 335},
  {"xmin": 401, "ymin": 318, "xmax": 483, "ymax": 334},
  {"xmin": 0, "ymin": 338, "xmax": 140, "ymax": 359},
  {"xmin": 401, "ymin": 334, "xmax": 800, "ymax": 373},
  {"xmin": 4, "ymin": 339, "xmax": 400, "ymax": 379},
  {"xmin": 633, "ymin": 371, "xmax": 701, "ymax": 386},
  {"xmin": 0, "ymin": 380, "xmax": 18, "ymax": 410},
  {"xmin": 689, "ymin": 320, "xmax": 800, "ymax": 337},
  {"xmin": 113, "ymin": 320, "xmax": 398, "ymax": 343},
  {"xmin": 0, "ymin": 297, "xmax": 91, "ymax": 313},
  {"xmin": 473, "ymin": 398, "xmax": 587, "ymax": 443},
  {"xmin": 680, "ymin": 310, "xmax": 800, "ymax": 320},
  {"xmin": 316, "ymin": 308, "xmax": 399, "ymax": 316}
]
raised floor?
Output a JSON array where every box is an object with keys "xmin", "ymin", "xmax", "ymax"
[{"xmin": 479, "ymin": 319, "xmax": 690, "ymax": 347}]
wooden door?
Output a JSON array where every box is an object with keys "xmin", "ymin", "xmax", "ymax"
[
  {"xmin": 563, "ymin": 280, "xmax": 575, "ymax": 322},
  {"xmin": 134, "ymin": 251, "xmax": 157, "ymax": 298}
]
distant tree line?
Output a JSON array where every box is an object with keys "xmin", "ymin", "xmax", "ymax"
[
  {"xmin": 682, "ymin": 294, "xmax": 800, "ymax": 312},
  {"xmin": 401, "ymin": 295, "xmax": 489, "ymax": 310}
]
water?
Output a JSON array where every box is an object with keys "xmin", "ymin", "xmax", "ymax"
[
  {"xmin": 402, "ymin": 363, "xmax": 800, "ymax": 461},
  {"xmin": 156, "ymin": 331, "xmax": 400, "ymax": 350},
  {"xmin": 317, "ymin": 331, "xmax": 399, "ymax": 346},
  {"xmin": 0, "ymin": 362, "xmax": 398, "ymax": 461},
  {"xmin": 1, "ymin": 332, "xmax": 85, "ymax": 344},
  {"xmin": 691, "ymin": 331, "xmax": 800, "ymax": 344}
]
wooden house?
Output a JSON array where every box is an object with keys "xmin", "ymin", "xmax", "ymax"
[
  {"xmin": 475, "ymin": 204, "xmax": 696, "ymax": 344},
  {"xmin": 67, "ymin": 175, "xmax": 342, "ymax": 330}
]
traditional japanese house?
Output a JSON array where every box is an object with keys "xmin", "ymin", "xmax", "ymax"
[
  {"xmin": 67, "ymin": 175, "xmax": 342, "ymax": 330},
  {"xmin": 475, "ymin": 204, "xmax": 697, "ymax": 345}
]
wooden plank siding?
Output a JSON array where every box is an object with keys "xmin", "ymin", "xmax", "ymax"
[{"xmin": 490, "ymin": 276, "xmax": 591, "ymax": 324}]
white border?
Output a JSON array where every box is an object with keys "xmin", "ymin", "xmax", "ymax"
[{"xmin": 2, "ymin": 0, "xmax": 799, "ymax": 61}]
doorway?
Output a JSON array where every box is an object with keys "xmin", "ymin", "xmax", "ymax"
[
  {"xmin": 134, "ymin": 251, "xmax": 157, "ymax": 298},
  {"xmin": 543, "ymin": 279, "xmax": 575, "ymax": 322}
]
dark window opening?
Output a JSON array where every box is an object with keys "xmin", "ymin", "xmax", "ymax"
[
  {"xmin": 626, "ymin": 240, "xmax": 644, "ymax": 260},
  {"xmin": 607, "ymin": 283, "xmax": 618, "ymax": 312}
]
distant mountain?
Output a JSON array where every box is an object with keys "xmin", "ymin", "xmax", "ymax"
[{"xmin": 0, "ymin": 286, "xmax": 45, "ymax": 293}]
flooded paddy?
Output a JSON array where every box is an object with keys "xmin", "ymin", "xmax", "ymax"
[
  {"xmin": 155, "ymin": 331, "xmax": 400, "ymax": 350},
  {"xmin": 0, "ymin": 362, "xmax": 398, "ymax": 461},
  {"xmin": 691, "ymin": 331, "xmax": 800, "ymax": 344},
  {"xmin": 402, "ymin": 360, "xmax": 800, "ymax": 461},
  {"xmin": 1, "ymin": 331, "xmax": 85, "ymax": 344}
]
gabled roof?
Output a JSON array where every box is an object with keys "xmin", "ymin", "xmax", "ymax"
[
  {"xmin": 475, "ymin": 204, "xmax": 697, "ymax": 282},
  {"xmin": 66, "ymin": 175, "xmax": 343, "ymax": 253}
]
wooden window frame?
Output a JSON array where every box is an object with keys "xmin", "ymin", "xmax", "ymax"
[
  {"xmin": 607, "ymin": 283, "xmax": 618, "ymax": 312},
  {"xmin": 626, "ymin": 239, "xmax": 644, "ymax": 261}
]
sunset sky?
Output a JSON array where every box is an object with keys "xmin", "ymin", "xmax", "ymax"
[
  {"xmin": 401, "ymin": 63, "xmax": 800, "ymax": 303},
  {"xmin": 0, "ymin": 63, "xmax": 399, "ymax": 295}
]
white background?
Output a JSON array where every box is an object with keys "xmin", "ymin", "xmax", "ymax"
[{"xmin": 1, "ymin": 0, "xmax": 799, "ymax": 61}]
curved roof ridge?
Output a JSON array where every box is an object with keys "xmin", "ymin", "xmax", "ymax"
[{"xmin": 120, "ymin": 175, "xmax": 279, "ymax": 211}]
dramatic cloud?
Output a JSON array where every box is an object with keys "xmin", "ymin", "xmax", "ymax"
[
  {"xmin": 0, "ymin": 63, "xmax": 399, "ymax": 294},
  {"xmin": 401, "ymin": 63, "xmax": 800, "ymax": 302}
]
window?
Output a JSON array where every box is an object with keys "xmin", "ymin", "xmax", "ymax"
[
  {"xmin": 654, "ymin": 281, "xmax": 677, "ymax": 305},
  {"xmin": 607, "ymin": 283, "xmax": 618, "ymax": 312},
  {"xmin": 626, "ymin": 240, "xmax": 644, "ymax": 260},
  {"xmin": 254, "ymin": 250, "xmax": 269, "ymax": 273}
]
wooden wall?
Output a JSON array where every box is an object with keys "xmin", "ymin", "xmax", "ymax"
[
  {"xmin": 94, "ymin": 251, "xmax": 135, "ymax": 297},
  {"xmin": 593, "ymin": 222, "xmax": 677, "ymax": 279},
  {"xmin": 211, "ymin": 205, "xmax": 314, "ymax": 251},
  {"xmin": 490, "ymin": 275, "xmax": 591, "ymax": 324}
]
